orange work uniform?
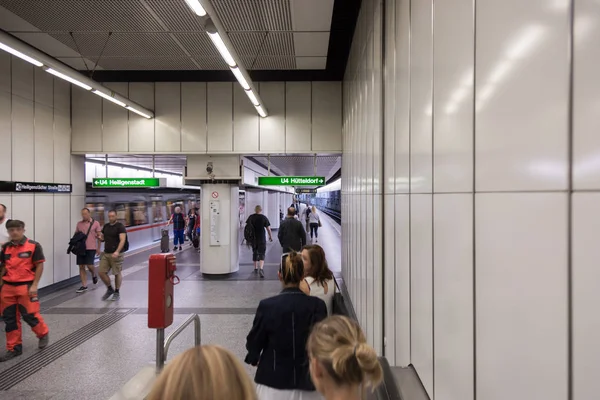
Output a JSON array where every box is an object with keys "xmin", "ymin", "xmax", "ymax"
[{"xmin": 0, "ymin": 237, "xmax": 49, "ymax": 351}]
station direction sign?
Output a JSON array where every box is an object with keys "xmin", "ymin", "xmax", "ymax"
[
  {"xmin": 258, "ymin": 176, "xmax": 325, "ymax": 187},
  {"xmin": 296, "ymin": 188, "xmax": 317, "ymax": 194},
  {"xmin": 92, "ymin": 177, "xmax": 165, "ymax": 188},
  {"xmin": 0, "ymin": 180, "xmax": 72, "ymax": 193}
]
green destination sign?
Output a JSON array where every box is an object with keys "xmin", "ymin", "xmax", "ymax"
[
  {"xmin": 258, "ymin": 176, "xmax": 325, "ymax": 186},
  {"xmin": 92, "ymin": 178, "xmax": 162, "ymax": 188}
]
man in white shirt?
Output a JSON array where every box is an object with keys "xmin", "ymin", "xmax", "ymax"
[{"xmin": 0, "ymin": 204, "xmax": 8, "ymax": 245}]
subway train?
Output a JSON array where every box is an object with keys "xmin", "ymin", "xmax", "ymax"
[
  {"xmin": 85, "ymin": 186, "xmax": 200, "ymax": 251},
  {"xmin": 298, "ymin": 187, "xmax": 341, "ymax": 224}
]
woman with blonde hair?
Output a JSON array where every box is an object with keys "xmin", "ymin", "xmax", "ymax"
[
  {"xmin": 147, "ymin": 345, "xmax": 257, "ymax": 400},
  {"xmin": 245, "ymin": 251, "xmax": 328, "ymax": 400},
  {"xmin": 307, "ymin": 315, "xmax": 383, "ymax": 400}
]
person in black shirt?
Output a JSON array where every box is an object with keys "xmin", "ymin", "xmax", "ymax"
[
  {"xmin": 278, "ymin": 207, "xmax": 307, "ymax": 253},
  {"xmin": 245, "ymin": 251, "xmax": 327, "ymax": 398},
  {"xmin": 246, "ymin": 205, "xmax": 272, "ymax": 278},
  {"xmin": 98, "ymin": 210, "xmax": 127, "ymax": 301}
]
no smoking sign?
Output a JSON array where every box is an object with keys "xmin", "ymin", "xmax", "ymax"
[{"xmin": 211, "ymin": 191, "xmax": 219, "ymax": 199}]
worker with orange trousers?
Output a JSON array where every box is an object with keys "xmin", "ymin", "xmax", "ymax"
[{"xmin": 0, "ymin": 219, "xmax": 49, "ymax": 361}]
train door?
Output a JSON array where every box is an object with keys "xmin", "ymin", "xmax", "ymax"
[{"xmin": 150, "ymin": 197, "xmax": 164, "ymax": 241}]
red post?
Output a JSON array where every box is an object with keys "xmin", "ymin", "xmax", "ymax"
[{"xmin": 148, "ymin": 253, "xmax": 178, "ymax": 329}]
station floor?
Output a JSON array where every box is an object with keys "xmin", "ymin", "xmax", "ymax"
[{"xmin": 0, "ymin": 208, "xmax": 341, "ymax": 400}]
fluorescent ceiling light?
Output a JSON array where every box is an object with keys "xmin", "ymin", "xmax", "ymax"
[
  {"xmin": 184, "ymin": 0, "xmax": 207, "ymax": 16},
  {"xmin": 255, "ymin": 105, "xmax": 267, "ymax": 118},
  {"xmin": 93, "ymin": 90, "xmax": 126, "ymax": 107},
  {"xmin": 230, "ymin": 67, "xmax": 250, "ymax": 90},
  {"xmin": 45, "ymin": 68, "xmax": 92, "ymax": 90},
  {"xmin": 126, "ymin": 106, "xmax": 152, "ymax": 119},
  {"xmin": 245, "ymin": 89, "xmax": 260, "ymax": 106},
  {"xmin": 0, "ymin": 42, "xmax": 43, "ymax": 67},
  {"xmin": 207, "ymin": 32, "xmax": 236, "ymax": 67}
]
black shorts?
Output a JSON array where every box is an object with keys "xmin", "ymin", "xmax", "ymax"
[
  {"xmin": 252, "ymin": 242, "xmax": 267, "ymax": 261},
  {"xmin": 76, "ymin": 250, "xmax": 97, "ymax": 266}
]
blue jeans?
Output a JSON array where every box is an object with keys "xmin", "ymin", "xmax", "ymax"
[{"xmin": 173, "ymin": 229, "xmax": 185, "ymax": 246}]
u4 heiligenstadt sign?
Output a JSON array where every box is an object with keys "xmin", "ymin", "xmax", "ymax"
[
  {"xmin": 92, "ymin": 178, "xmax": 164, "ymax": 188},
  {"xmin": 258, "ymin": 176, "xmax": 325, "ymax": 186}
]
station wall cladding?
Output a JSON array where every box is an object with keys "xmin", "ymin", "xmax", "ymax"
[
  {"xmin": 345, "ymin": 0, "xmax": 600, "ymax": 400},
  {"xmin": 0, "ymin": 52, "xmax": 85, "ymax": 288},
  {"xmin": 70, "ymin": 81, "xmax": 342, "ymax": 155}
]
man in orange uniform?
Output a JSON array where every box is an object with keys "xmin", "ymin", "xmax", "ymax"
[{"xmin": 0, "ymin": 220, "xmax": 49, "ymax": 361}]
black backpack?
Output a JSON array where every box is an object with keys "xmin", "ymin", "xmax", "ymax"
[{"xmin": 244, "ymin": 220, "xmax": 255, "ymax": 247}]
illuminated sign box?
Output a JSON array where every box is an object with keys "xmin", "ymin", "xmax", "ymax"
[
  {"xmin": 92, "ymin": 178, "xmax": 165, "ymax": 188},
  {"xmin": 258, "ymin": 176, "xmax": 325, "ymax": 187},
  {"xmin": 0, "ymin": 181, "xmax": 72, "ymax": 193}
]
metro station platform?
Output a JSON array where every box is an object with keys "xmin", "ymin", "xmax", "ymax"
[{"xmin": 0, "ymin": 209, "xmax": 341, "ymax": 400}]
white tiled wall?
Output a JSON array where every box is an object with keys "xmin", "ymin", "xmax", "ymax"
[
  {"xmin": 0, "ymin": 52, "xmax": 84, "ymax": 289},
  {"xmin": 343, "ymin": 0, "xmax": 587, "ymax": 399},
  {"xmin": 71, "ymin": 81, "xmax": 342, "ymax": 154}
]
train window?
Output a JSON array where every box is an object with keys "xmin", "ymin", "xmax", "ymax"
[
  {"xmin": 114, "ymin": 202, "xmax": 148, "ymax": 227},
  {"xmin": 86, "ymin": 203, "xmax": 105, "ymax": 226},
  {"xmin": 152, "ymin": 201, "xmax": 164, "ymax": 222},
  {"xmin": 166, "ymin": 201, "xmax": 184, "ymax": 215},
  {"xmin": 132, "ymin": 202, "xmax": 148, "ymax": 226}
]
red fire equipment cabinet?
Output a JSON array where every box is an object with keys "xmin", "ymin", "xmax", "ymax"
[{"xmin": 148, "ymin": 253, "xmax": 179, "ymax": 329}]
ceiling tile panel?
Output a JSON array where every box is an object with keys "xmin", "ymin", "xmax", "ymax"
[
  {"xmin": 103, "ymin": 33, "xmax": 188, "ymax": 57},
  {"xmin": 290, "ymin": 0, "xmax": 334, "ymax": 31},
  {"xmin": 145, "ymin": 0, "xmax": 205, "ymax": 32},
  {"xmin": 173, "ymin": 33, "xmax": 219, "ymax": 56},
  {"xmin": 296, "ymin": 56, "xmax": 327, "ymax": 70},
  {"xmin": 229, "ymin": 32, "xmax": 266, "ymax": 57},
  {"xmin": 97, "ymin": 57, "xmax": 198, "ymax": 70},
  {"xmin": 293, "ymin": 32, "xmax": 330, "ymax": 56},
  {"xmin": 193, "ymin": 56, "xmax": 229, "ymax": 70},
  {"xmin": 260, "ymin": 32, "xmax": 294, "ymax": 56},
  {"xmin": 253, "ymin": 56, "xmax": 296, "ymax": 70},
  {"xmin": 212, "ymin": 0, "xmax": 292, "ymax": 31},
  {"xmin": 0, "ymin": 0, "xmax": 163, "ymax": 32},
  {"xmin": 49, "ymin": 33, "xmax": 112, "ymax": 57}
]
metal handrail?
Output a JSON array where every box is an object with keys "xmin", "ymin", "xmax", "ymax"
[{"xmin": 155, "ymin": 314, "xmax": 201, "ymax": 372}]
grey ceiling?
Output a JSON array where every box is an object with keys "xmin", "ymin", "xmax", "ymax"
[
  {"xmin": 0, "ymin": 0, "xmax": 334, "ymax": 71},
  {"xmin": 250, "ymin": 155, "xmax": 341, "ymax": 181},
  {"xmin": 87, "ymin": 154, "xmax": 187, "ymax": 175},
  {"xmin": 87, "ymin": 154, "xmax": 341, "ymax": 180}
]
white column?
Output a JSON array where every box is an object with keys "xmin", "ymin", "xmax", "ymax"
[
  {"xmin": 267, "ymin": 191, "xmax": 280, "ymax": 229},
  {"xmin": 200, "ymin": 184, "xmax": 239, "ymax": 274}
]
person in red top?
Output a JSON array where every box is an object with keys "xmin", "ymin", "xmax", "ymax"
[{"xmin": 0, "ymin": 219, "xmax": 49, "ymax": 361}]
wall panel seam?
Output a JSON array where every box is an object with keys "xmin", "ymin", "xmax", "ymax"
[
  {"xmin": 567, "ymin": 0, "xmax": 575, "ymax": 398},
  {"xmin": 472, "ymin": 0, "xmax": 477, "ymax": 398}
]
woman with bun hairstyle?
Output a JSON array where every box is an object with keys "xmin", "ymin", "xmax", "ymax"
[
  {"xmin": 300, "ymin": 244, "xmax": 335, "ymax": 315},
  {"xmin": 307, "ymin": 315, "xmax": 383, "ymax": 400},
  {"xmin": 245, "ymin": 251, "xmax": 328, "ymax": 400},
  {"xmin": 146, "ymin": 345, "xmax": 257, "ymax": 400}
]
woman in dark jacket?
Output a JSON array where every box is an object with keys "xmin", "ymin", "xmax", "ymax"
[{"xmin": 245, "ymin": 251, "xmax": 327, "ymax": 400}]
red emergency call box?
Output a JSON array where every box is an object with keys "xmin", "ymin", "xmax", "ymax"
[{"xmin": 148, "ymin": 253, "xmax": 178, "ymax": 329}]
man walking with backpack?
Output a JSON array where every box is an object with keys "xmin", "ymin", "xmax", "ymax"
[
  {"xmin": 245, "ymin": 205, "xmax": 272, "ymax": 278},
  {"xmin": 98, "ymin": 210, "xmax": 128, "ymax": 301}
]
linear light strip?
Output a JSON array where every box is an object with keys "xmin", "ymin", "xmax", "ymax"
[
  {"xmin": 0, "ymin": 30, "xmax": 154, "ymax": 119},
  {"xmin": 0, "ymin": 41, "xmax": 43, "ymax": 67},
  {"xmin": 46, "ymin": 68, "xmax": 92, "ymax": 91},
  {"xmin": 93, "ymin": 90, "xmax": 126, "ymax": 107},
  {"xmin": 190, "ymin": 0, "xmax": 268, "ymax": 117}
]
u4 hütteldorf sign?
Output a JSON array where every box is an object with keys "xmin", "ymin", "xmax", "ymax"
[
  {"xmin": 92, "ymin": 178, "xmax": 163, "ymax": 188},
  {"xmin": 258, "ymin": 176, "xmax": 325, "ymax": 186}
]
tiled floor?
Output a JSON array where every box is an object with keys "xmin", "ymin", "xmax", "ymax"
[{"xmin": 0, "ymin": 209, "xmax": 341, "ymax": 400}]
